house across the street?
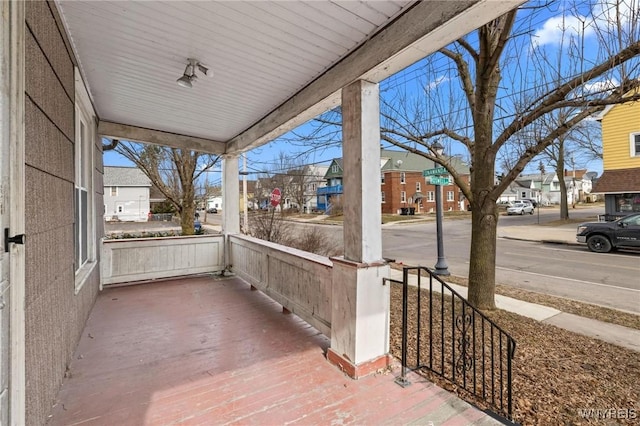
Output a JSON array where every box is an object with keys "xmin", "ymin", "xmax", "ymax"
[
  {"xmin": 103, "ymin": 166, "xmax": 152, "ymax": 222},
  {"xmin": 593, "ymin": 95, "xmax": 640, "ymax": 216},
  {"xmin": 318, "ymin": 150, "xmax": 471, "ymax": 214}
]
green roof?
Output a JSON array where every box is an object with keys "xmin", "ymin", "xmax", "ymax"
[
  {"xmin": 380, "ymin": 149, "xmax": 469, "ymax": 174},
  {"xmin": 323, "ymin": 150, "xmax": 470, "ymax": 178}
]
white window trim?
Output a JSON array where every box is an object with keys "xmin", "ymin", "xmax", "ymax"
[
  {"xmin": 400, "ymin": 191, "xmax": 406, "ymax": 203},
  {"xmin": 74, "ymin": 68, "xmax": 97, "ymax": 294},
  {"xmin": 400, "ymin": 172, "xmax": 406, "ymax": 184},
  {"xmin": 381, "ymin": 172, "xmax": 385, "ymax": 184},
  {"xmin": 416, "ymin": 181, "xmax": 421, "ymax": 192},
  {"xmin": 427, "ymin": 191, "xmax": 435, "ymax": 202},
  {"xmin": 631, "ymin": 132, "xmax": 640, "ymax": 156},
  {"xmin": 381, "ymin": 191, "xmax": 385, "ymax": 203},
  {"xmin": 447, "ymin": 191, "xmax": 455, "ymax": 202}
]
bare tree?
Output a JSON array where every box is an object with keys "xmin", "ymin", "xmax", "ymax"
[
  {"xmin": 285, "ymin": 0, "xmax": 640, "ymax": 309},
  {"xmin": 255, "ymin": 151, "xmax": 315, "ymax": 213},
  {"xmin": 115, "ymin": 142, "xmax": 219, "ymax": 235},
  {"xmin": 571, "ymin": 118, "xmax": 603, "ymax": 161}
]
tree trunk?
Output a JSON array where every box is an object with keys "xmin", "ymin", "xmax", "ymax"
[
  {"xmin": 467, "ymin": 196, "xmax": 499, "ymax": 310},
  {"xmin": 181, "ymin": 186, "xmax": 196, "ymax": 235},
  {"xmin": 557, "ymin": 147, "xmax": 569, "ymax": 220},
  {"xmin": 181, "ymin": 204, "xmax": 195, "ymax": 235}
]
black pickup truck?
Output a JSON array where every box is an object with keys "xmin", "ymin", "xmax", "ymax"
[{"xmin": 576, "ymin": 213, "xmax": 640, "ymax": 253}]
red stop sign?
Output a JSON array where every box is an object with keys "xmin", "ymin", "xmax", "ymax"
[{"xmin": 270, "ymin": 188, "xmax": 282, "ymax": 207}]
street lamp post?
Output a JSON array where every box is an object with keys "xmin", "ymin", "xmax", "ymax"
[
  {"xmin": 538, "ymin": 161, "xmax": 545, "ymax": 225},
  {"xmin": 431, "ymin": 141, "xmax": 450, "ymax": 276}
]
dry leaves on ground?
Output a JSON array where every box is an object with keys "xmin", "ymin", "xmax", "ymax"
[
  {"xmin": 389, "ymin": 264, "xmax": 640, "ymax": 331},
  {"xmin": 388, "ymin": 282, "xmax": 640, "ymax": 425}
]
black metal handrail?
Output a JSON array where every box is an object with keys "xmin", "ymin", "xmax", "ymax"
[{"xmin": 394, "ymin": 266, "xmax": 516, "ymax": 420}]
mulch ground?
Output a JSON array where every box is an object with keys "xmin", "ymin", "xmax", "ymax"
[{"xmin": 388, "ymin": 282, "xmax": 640, "ymax": 425}]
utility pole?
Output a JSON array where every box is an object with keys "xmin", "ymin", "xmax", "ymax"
[
  {"xmin": 242, "ymin": 153, "xmax": 248, "ymax": 231},
  {"xmin": 538, "ymin": 161, "xmax": 545, "ymax": 224},
  {"xmin": 571, "ymin": 154, "xmax": 577, "ymax": 208}
]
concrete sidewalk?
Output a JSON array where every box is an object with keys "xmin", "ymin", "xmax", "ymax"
[
  {"xmin": 498, "ymin": 223, "xmax": 579, "ymax": 245},
  {"xmin": 388, "ymin": 268, "xmax": 640, "ymax": 352}
]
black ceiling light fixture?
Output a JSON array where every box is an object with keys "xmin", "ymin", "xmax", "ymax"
[{"xmin": 177, "ymin": 58, "xmax": 213, "ymax": 88}]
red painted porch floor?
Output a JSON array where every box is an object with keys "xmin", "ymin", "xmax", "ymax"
[{"xmin": 48, "ymin": 276, "xmax": 501, "ymax": 426}]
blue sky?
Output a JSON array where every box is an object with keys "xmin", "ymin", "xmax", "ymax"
[{"xmin": 104, "ymin": 0, "xmax": 632, "ymax": 183}]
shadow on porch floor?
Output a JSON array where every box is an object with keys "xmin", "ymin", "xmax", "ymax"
[{"xmin": 48, "ymin": 276, "xmax": 499, "ymax": 425}]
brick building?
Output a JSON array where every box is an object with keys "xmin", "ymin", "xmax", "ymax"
[
  {"xmin": 319, "ymin": 149, "xmax": 470, "ymax": 214},
  {"xmin": 380, "ymin": 150, "xmax": 470, "ymax": 214}
]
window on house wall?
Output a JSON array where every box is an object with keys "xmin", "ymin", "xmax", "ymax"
[
  {"xmin": 110, "ymin": 186, "xmax": 117, "ymax": 196},
  {"xmin": 400, "ymin": 172, "xmax": 406, "ymax": 184},
  {"xmin": 381, "ymin": 191, "xmax": 385, "ymax": 203},
  {"xmin": 427, "ymin": 191, "xmax": 434, "ymax": 202},
  {"xmin": 116, "ymin": 204, "xmax": 124, "ymax": 214},
  {"xmin": 416, "ymin": 181, "xmax": 421, "ymax": 192},
  {"xmin": 447, "ymin": 191, "xmax": 454, "ymax": 201},
  {"xmin": 521, "ymin": 191, "xmax": 526, "ymax": 198},
  {"xmin": 381, "ymin": 172, "xmax": 385, "ymax": 184},
  {"xmin": 332, "ymin": 164, "xmax": 339, "ymax": 173},
  {"xmin": 631, "ymin": 133, "xmax": 640, "ymax": 156},
  {"xmin": 74, "ymin": 70, "xmax": 96, "ymax": 290},
  {"xmin": 615, "ymin": 193, "xmax": 640, "ymax": 213},
  {"xmin": 401, "ymin": 191, "xmax": 406, "ymax": 203}
]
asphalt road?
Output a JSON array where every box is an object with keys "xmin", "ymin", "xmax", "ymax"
[{"xmin": 381, "ymin": 220, "xmax": 639, "ymax": 314}]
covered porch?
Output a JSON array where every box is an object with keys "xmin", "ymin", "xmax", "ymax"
[
  {"xmin": 1, "ymin": 1, "xmax": 524, "ymax": 424},
  {"xmin": 48, "ymin": 275, "xmax": 499, "ymax": 426}
]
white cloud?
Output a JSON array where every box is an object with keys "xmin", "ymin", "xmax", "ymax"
[
  {"xmin": 533, "ymin": 1, "xmax": 638, "ymax": 48},
  {"xmin": 532, "ymin": 15, "xmax": 594, "ymax": 47},
  {"xmin": 425, "ymin": 75, "xmax": 449, "ymax": 91},
  {"xmin": 592, "ymin": 0, "xmax": 637, "ymax": 27},
  {"xmin": 583, "ymin": 78, "xmax": 619, "ymax": 94}
]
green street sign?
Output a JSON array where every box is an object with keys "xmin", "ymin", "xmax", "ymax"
[
  {"xmin": 423, "ymin": 166, "xmax": 447, "ymax": 176},
  {"xmin": 429, "ymin": 176, "xmax": 451, "ymax": 185}
]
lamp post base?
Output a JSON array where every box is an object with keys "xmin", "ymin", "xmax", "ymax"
[
  {"xmin": 434, "ymin": 268, "xmax": 450, "ymax": 276},
  {"xmin": 434, "ymin": 260, "xmax": 450, "ymax": 276}
]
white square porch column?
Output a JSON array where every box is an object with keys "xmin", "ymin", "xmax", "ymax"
[
  {"xmin": 328, "ymin": 80, "xmax": 390, "ymax": 378},
  {"xmin": 222, "ymin": 155, "xmax": 240, "ymax": 271}
]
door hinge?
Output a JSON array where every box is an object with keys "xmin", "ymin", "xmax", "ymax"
[{"xmin": 4, "ymin": 228, "xmax": 25, "ymax": 252}]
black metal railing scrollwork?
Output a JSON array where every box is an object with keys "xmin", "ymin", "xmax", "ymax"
[{"xmin": 394, "ymin": 266, "xmax": 516, "ymax": 420}]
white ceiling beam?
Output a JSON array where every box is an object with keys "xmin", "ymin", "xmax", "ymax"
[
  {"xmin": 226, "ymin": 0, "xmax": 524, "ymax": 155},
  {"xmin": 98, "ymin": 120, "xmax": 226, "ymax": 154}
]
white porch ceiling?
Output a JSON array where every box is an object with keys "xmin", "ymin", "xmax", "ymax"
[{"xmin": 56, "ymin": 0, "xmax": 522, "ymax": 155}]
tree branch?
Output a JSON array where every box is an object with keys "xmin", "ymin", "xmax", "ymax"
[
  {"xmin": 493, "ymin": 107, "xmax": 598, "ymax": 197},
  {"xmin": 455, "ymin": 38, "xmax": 479, "ymax": 63},
  {"xmin": 485, "ymin": 10, "xmax": 518, "ymax": 76},
  {"xmin": 438, "ymin": 47, "xmax": 476, "ymax": 111},
  {"xmin": 494, "ymin": 40, "xmax": 640, "ymax": 150}
]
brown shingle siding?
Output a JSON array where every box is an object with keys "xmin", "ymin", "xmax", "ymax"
[
  {"xmin": 592, "ymin": 168, "xmax": 640, "ymax": 193},
  {"xmin": 25, "ymin": 98, "xmax": 74, "ymax": 182},
  {"xmin": 25, "ymin": 30, "xmax": 74, "ymax": 140},
  {"xmin": 26, "ymin": 1, "xmax": 75, "ymax": 99}
]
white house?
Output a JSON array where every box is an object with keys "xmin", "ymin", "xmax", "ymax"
[
  {"xmin": 104, "ymin": 166, "xmax": 152, "ymax": 222},
  {"xmin": 207, "ymin": 196, "xmax": 223, "ymax": 211}
]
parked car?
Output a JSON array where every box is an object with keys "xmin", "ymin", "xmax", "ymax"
[
  {"xmin": 522, "ymin": 198, "xmax": 538, "ymax": 207},
  {"xmin": 207, "ymin": 207, "xmax": 218, "ymax": 213},
  {"xmin": 507, "ymin": 201, "xmax": 534, "ymax": 215},
  {"xmin": 498, "ymin": 201, "xmax": 515, "ymax": 209},
  {"xmin": 576, "ymin": 213, "xmax": 640, "ymax": 253}
]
